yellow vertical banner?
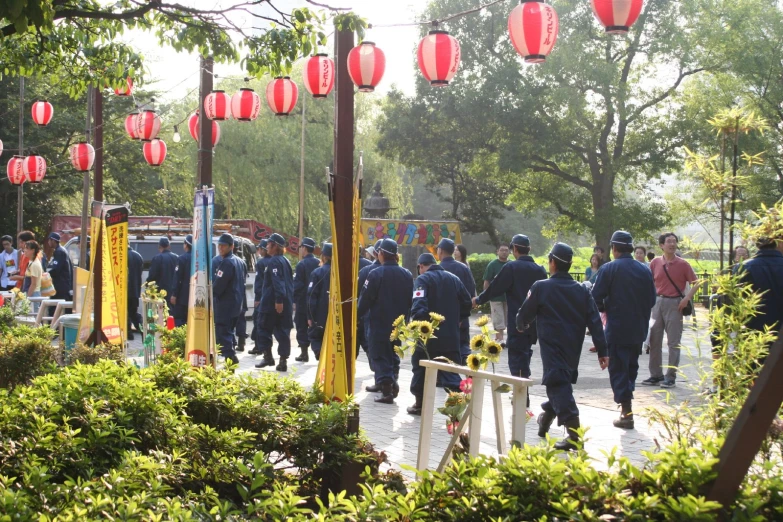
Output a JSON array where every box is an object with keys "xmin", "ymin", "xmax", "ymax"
[{"xmin": 105, "ymin": 207, "xmax": 128, "ymax": 342}]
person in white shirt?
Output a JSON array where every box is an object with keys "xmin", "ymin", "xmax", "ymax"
[{"xmin": 0, "ymin": 235, "xmax": 19, "ymax": 291}]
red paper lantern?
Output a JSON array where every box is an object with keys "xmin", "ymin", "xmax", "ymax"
[
  {"xmin": 417, "ymin": 31, "xmax": 461, "ymax": 87},
  {"xmin": 31, "ymin": 100, "xmax": 54, "ymax": 126},
  {"xmin": 135, "ymin": 110, "xmax": 161, "ymax": 141},
  {"xmin": 265, "ymin": 77, "xmax": 299, "ymax": 116},
  {"xmin": 114, "ymin": 77, "xmax": 133, "ymax": 97},
  {"xmin": 188, "ymin": 112, "xmax": 200, "ymax": 141},
  {"xmin": 69, "ymin": 142, "xmax": 95, "ymax": 172},
  {"xmin": 347, "ymin": 42, "xmax": 386, "ymax": 92},
  {"xmin": 508, "ymin": 1, "xmax": 560, "ymax": 63},
  {"xmin": 143, "ymin": 139, "xmax": 167, "ymax": 167},
  {"xmin": 204, "ymin": 90, "xmax": 232, "ymax": 120},
  {"xmin": 6, "ymin": 156, "xmax": 24, "ymax": 186},
  {"xmin": 23, "ymin": 155, "xmax": 46, "ymax": 183},
  {"xmin": 230, "ymin": 88, "xmax": 261, "ymax": 121},
  {"xmin": 303, "ymin": 54, "xmax": 335, "ymax": 98},
  {"xmin": 188, "ymin": 112, "xmax": 221, "ymax": 147},
  {"xmin": 591, "ymin": 0, "xmax": 643, "ymax": 34},
  {"xmin": 0, "ymin": 139, "xmax": 3, "ymax": 157},
  {"xmin": 125, "ymin": 112, "xmax": 140, "ymax": 140}
]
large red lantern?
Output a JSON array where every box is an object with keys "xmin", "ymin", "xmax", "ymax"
[
  {"xmin": 303, "ymin": 54, "xmax": 335, "ymax": 98},
  {"xmin": 69, "ymin": 142, "xmax": 95, "ymax": 172},
  {"xmin": 31, "ymin": 100, "xmax": 54, "ymax": 126},
  {"xmin": 188, "ymin": 112, "xmax": 221, "ymax": 147},
  {"xmin": 266, "ymin": 77, "xmax": 299, "ymax": 116},
  {"xmin": 508, "ymin": 1, "xmax": 559, "ymax": 63},
  {"xmin": 230, "ymin": 88, "xmax": 261, "ymax": 121},
  {"xmin": 188, "ymin": 112, "xmax": 200, "ymax": 141},
  {"xmin": 591, "ymin": 0, "xmax": 643, "ymax": 34},
  {"xmin": 143, "ymin": 139, "xmax": 167, "ymax": 167},
  {"xmin": 23, "ymin": 155, "xmax": 46, "ymax": 183},
  {"xmin": 347, "ymin": 42, "xmax": 386, "ymax": 92},
  {"xmin": 135, "ymin": 110, "xmax": 161, "ymax": 141},
  {"xmin": 204, "ymin": 90, "xmax": 232, "ymax": 120},
  {"xmin": 6, "ymin": 156, "xmax": 24, "ymax": 185},
  {"xmin": 125, "ymin": 112, "xmax": 140, "ymax": 140},
  {"xmin": 417, "ymin": 30, "xmax": 461, "ymax": 87},
  {"xmin": 114, "ymin": 77, "xmax": 133, "ymax": 97}
]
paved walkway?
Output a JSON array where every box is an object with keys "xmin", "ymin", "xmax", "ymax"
[{"xmin": 128, "ymin": 307, "xmax": 713, "ymax": 477}]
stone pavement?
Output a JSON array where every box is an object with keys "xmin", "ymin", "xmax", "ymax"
[{"xmin": 127, "ymin": 307, "xmax": 714, "ymax": 477}]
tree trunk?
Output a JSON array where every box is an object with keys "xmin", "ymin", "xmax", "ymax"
[{"xmin": 592, "ymin": 180, "xmax": 615, "ymax": 255}]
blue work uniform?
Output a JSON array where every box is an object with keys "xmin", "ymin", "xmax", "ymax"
[
  {"xmin": 128, "ymin": 247, "xmax": 143, "ymax": 332},
  {"xmin": 172, "ymin": 249, "xmax": 192, "ymax": 327},
  {"xmin": 517, "ymin": 272, "xmax": 607, "ymax": 425},
  {"xmin": 740, "ymin": 249, "xmax": 783, "ymax": 336},
  {"xmin": 258, "ymin": 254, "xmax": 294, "ymax": 358},
  {"xmin": 47, "ymin": 244, "xmax": 73, "ymax": 300},
  {"xmin": 306, "ymin": 260, "xmax": 331, "ymax": 359},
  {"xmin": 359, "ymin": 257, "xmax": 372, "ymax": 269},
  {"xmin": 212, "ymin": 252, "xmax": 244, "ymax": 360},
  {"xmin": 147, "ymin": 249, "xmax": 178, "ymax": 310},
  {"xmin": 233, "ymin": 256, "xmax": 249, "ymax": 345},
  {"xmin": 294, "ymin": 254, "xmax": 321, "ymax": 349},
  {"xmin": 251, "ymin": 255, "xmax": 271, "ymax": 343},
  {"xmin": 475, "ymin": 255, "xmax": 547, "ymax": 378},
  {"xmin": 357, "ymin": 260, "xmax": 381, "ymax": 361},
  {"xmin": 357, "ymin": 261, "xmax": 413, "ymax": 386},
  {"xmin": 439, "ymin": 256, "xmax": 476, "ymax": 361},
  {"xmin": 591, "ymin": 254, "xmax": 657, "ymax": 404},
  {"xmin": 410, "ymin": 265, "xmax": 472, "ymax": 398}
]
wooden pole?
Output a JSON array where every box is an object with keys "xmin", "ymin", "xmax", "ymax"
[
  {"xmin": 198, "ymin": 56, "xmax": 214, "ymax": 187},
  {"xmin": 728, "ymin": 118, "xmax": 739, "ymax": 265},
  {"xmin": 16, "ymin": 77, "xmax": 24, "ymax": 234},
  {"xmin": 79, "ymin": 86, "xmax": 93, "ymax": 269},
  {"xmin": 298, "ymin": 94, "xmax": 306, "ymax": 255}
]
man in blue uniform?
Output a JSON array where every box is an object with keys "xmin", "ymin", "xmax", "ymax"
[
  {"xmin": 473, "ymin": 234, "xmax": 547, "ymax": 379},
  {"xmin": 127, "ymin": 245, "xmax": 143, "ymax": 340},
  {"xmin": 46, "ymin": 233, "xmax": 73, "ymax": 303},
  {"xmin": 357, "ymin": 238, "xmax": 413, "ymax": 404},
  {"xmin": 147, "ymin": 237, "xmax": 178, "ymax": 311},
  {"xmin": 171, "ymin": 235, "xmax": 192, "ymax": 327},
  {"xmin": 359, "ymin": 245, "xmax": 372, "ymax": 270},
  {"xmin": 232, "ymin": 239, "xmax": 249, "ymax": 352},
  {"xmin": 212, "ymin": 234, "xmax": 244, "ymax": 366},
  {"xmin": 255, "ymin": 233, "xmax": 294, "ymax": 372},
  {"xmin": 407, "ymin": 252, "xmax": 472, "ymax": 415},
  {"xmin": 307, "ymin": 242, "xmax": 332, "ymax": 360},
  {"xmin": 517, "ymin": 243, "xmax": 609, "ymax": 451},
  {"xmin": 591, "ymin": 231, "xmax": 657, "ymax": 429},
  {"xmin": 741, "ymin": 235, "xmax": 783, "ymax": 343},
  {"xmin": 437, "ymin": 237, "xmax": 476, "ymax": 362},
  {"xmin": 293, "ymin": 237, "xmax": 320, "ymax": 363},
  {"xmin": 358, "ymin": 239, "xmax": 383, "ymax": 390},
  {"xmin": 248, "ymin": 239, "xmax": 270, "ymax": 355}
]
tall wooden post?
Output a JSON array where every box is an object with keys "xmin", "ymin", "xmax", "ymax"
[
  {"xmin": 198, "ymin": 56, "xmax": 214, "ymax": 187},
  {"xmin": 298, "ymin": 94, "xmax": 307, "ymax": 252},
  {"xmin": 16, "ymin": 77, "xmax": 24, "ymax": 234},
  {"xmin": 79, "ymin": 86, "xmax": 93, "ymax": 269}
]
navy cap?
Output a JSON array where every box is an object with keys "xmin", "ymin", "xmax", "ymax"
[
  {"xmin": 159, "ymin": 237, "xmax": 170, "ymax": 248},
  {"xmin": 379, "ymin": 238, "xmax": 398, "ymax": 255},
  {"xmin": 269, "ymin": 233, "xmax": 286, "ymax": 247},
  {"xmin": 218, "ymin": 233, "xmax": 233, "ymax": 246},
  {"xmin": 374, "ymin": 239, "xmax": 382, "ymax": 251},
  {"xmin": 417, "ymin": 253, "xmax": 437, "ymax": 265},
  {"xmin": 258, "ymin": 239, "xmax": 268, "ymax": 250},
  {"xmin": 437, "ymin": 237, "xmax": 455, "ymax": 254},
  {"xmin": 610, "ymin": 230, "xmax": 633, "ymax": 246},
  {"xmin": 48, "ymin": 232, "xmax": 61, "ymax": 242},
  {"xmin": 321, "ymin": 242, "xmax": 333, "ymax": 257},
  {"xmin": 549, "ymin": 242, "xmax": 574, "ymax": 264},
  {"xmin": 511, "ymin": 234, "xmax": 530, "ymax": 247},
  {"xmin": 184, "ymin": 234, "xmax": 193, "ymax": 246},
  {"xmin": 301, "ymin": 237, "xmax": 316, "ymax": 249}
]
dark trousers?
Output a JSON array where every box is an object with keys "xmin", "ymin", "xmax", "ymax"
[
  {"xmin": 258, "ymin": 312, "xmax": 291, "ymax": 358},
  {"xmin": 294, "ymin": 311, "xmax": 310, "ymax": 349},
  {"xmin": 458, "ymin": 323, "xmax": 471, "ymax": 364},
  {"xmin": 308, "ymin": 325, "xmax": 324, "ymax": 359},
  {"xmin": 608, "ymin": 343, "xmax": 641, "ymax": 404},
  {"xmin": 310, "ymin": 338, "xmax": 323, "ymax": 360},
  {"xmin": 216, "ymin": 317, "xmax": 238, "ymax": 358},
  {"xmin": 411, "ymin": 345, "xmax": 461, "ymax": 399},
  {"xmin": 363, "ymin": 321, "xmax": 374, "ymax": 370},
  {"xmin": 541, "ymin": 368, "xmax": 579, "ymax": 425},
  {"xmin": 368, "ymin": 338, "xmax": 400, "ymax": 386},
  {"xmin": 235, "ymin": 312, "xmax": 247, "ymax": 340},
  {"xmin": 128, "ymin": 298, "xmax": 141, "ymax": 331},
  {"xmin": 507, "ymin": 331, "xmax": 534, "ymax": 378}
]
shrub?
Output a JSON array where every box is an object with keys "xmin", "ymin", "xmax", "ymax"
[
  {"xmin": 65, "ymin": 342, "xmax": 125, "ymax": 365},
  {"xmin": 0, "ymin": 325, "xmax": 58, "ymax": 389}
]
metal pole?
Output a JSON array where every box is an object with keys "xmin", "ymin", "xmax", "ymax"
[
  {"xmin": 79, "ymin": 86, "xmax": 93, "ymax": 269},
  {"xmin": 728, "ymin": 118, "xmax": 739, "ymax": 266},
  {"xmin": 198, "ymin": 55, "xmax": 214, "ymax": 187},
  {"xmin": 16, "ymin": 77, "xmax": 24, "ymax": 234},
  {"xmin": 298, "ymin": 94, "xmax": 306, "ymax": 256}
]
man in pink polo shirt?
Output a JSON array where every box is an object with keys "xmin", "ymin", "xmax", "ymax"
[{"xmin": 641, "ymin": 232, "xmax": 699, "ymax": 388}]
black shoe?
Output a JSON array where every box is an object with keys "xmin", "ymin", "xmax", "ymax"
[
  {"xmin": 613, "ymin": 402, "xmax": 634, "ymax": 429},
  {"xmin": 641, "ymin": 376, "xmax": 664, "ymax": 386},
  {"xmin": 374, "ymin": 382, "xmax": 395, "ymax": 404},
  {"xmin": 537, "ymin": 410, "xmax": 556, "ymax": 438},
  {"xmin": 294, "ymin": 348, "xmax": 309, "ymax": 363},
  {"xmin": 247, "ymin": 348, "xmax": 262, "ymax": 355},
  {"xmin": 660, "ymin": 379, "xmax": 676, "ymax": 389},
  {"xmin": 255, "ymin": 352, "xmax": 275, "ymax": 368},
  {"xmin": 365, "ymin": 383, "xmax": 380, "ymax": 392},
  {"xmin": 407, "ymin": 400, "xmax": 422, "ymax": 415},
  {"xmin": 276, "ymin": 358, "xmax": 288, "ymax": 372},
  {"xmin": 236, "ymin": 338, "xmax": 245, "ymax": 352},
  {"xmin": 554, "ymin": 417, "xmax": 580, "ymax": 451},
  {"xmin": 392, "ymin": 381, "xmax": 400, "ymax": 398}
]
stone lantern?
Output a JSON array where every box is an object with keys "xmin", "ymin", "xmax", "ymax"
[{"xmin": 363, "ymin": 182, "xmax": 395, "ymax": 218}]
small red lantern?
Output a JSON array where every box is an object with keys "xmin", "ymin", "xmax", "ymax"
[
  {"xmin": 69, "ymin": 142, "xmax": 95, "ymax": 172},
  {"xmin": 508, "ymin": 1, "xmax": 560, "ymax": 63},
  {"xmin": 417, "ymin": 31, "xmax": 461, "ymax": 87},
  {"xmin": 265, "ymin": 77, "xmax": 299, "ymax": 116},
  {"xmin": 135, "ymin": 110, "xmax": 161, "ymax": 141},
  {"xmin": 125, "ymin": 112, "xmax": 140, "ymax": 140},
  {"xmin": 6, "ymin": 156, "xmax": 24, "ymax": 186},
  {"xmin": 347, "ymin": 42, "xmax": 386, "ymax": 92},
  {"xmin": 31, "ymin": 100, "xmax": 54, "ymax": 126},
  {"xmin": 114, "ymin": 77, "xmax": 133, "ymax": 97},
  {"xmin": 591, "ymin": 0, "xmax": 643, "ymax": 34},
  {"xmin": 204, "ymin": 90, "xmax": 232, "ymax": 120},
  {"xmin": 230, "ymin": 88, "xmax": 261, "ymax": 121},
  {"xmin": 303, "ymin": 54, "xmax": 335, "ymax": 98},
  {"xmin": 23, "ymin": 155, "xmax": 46, "ymax": 183},
  {"xmin": 188, "ymin": 112, "xmax": 221, "ymax": 147},
  {"xmin": 0, "ymin": 139, "xmax": 3, "ymax": 157},
  {"xmin": 188, "ymin": 112, "xmax": 200, "ymax": 141},
  {"xmin": 143, "ymin": 139, "xmax": 167, "ymax": 167}
]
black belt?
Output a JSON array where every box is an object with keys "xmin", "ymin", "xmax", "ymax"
[{"xmin": 657, "ymin": 295, "xmax": 680, "ymax": 299}]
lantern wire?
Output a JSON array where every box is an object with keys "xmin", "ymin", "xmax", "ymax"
[{"xmin": 370, "ymin": 0, "xmax": 506, "ymax": 28}]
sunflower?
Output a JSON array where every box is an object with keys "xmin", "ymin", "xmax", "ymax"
[
  {"xmin": 466, "ymin": 353, "xmax": 482, "ymax": 371},
  {"xmin": 392, "ymin": 315, "xmax": 405, "ymax": 328},
  {"xmin": 429, "ymin": 312, "xmax": 445, "ymax": 323},
  {"xmin": 485, "ymin": 341, "xmax": 503, "ymax": 362},
  {"xmin": 470, "ymin": 335, "xmax": 486, "ymax": 352},
  {"xmin": 417, "ymin": 322, "xmax": 434, "ymax": 336},
  {"xmin": 389, "ymin": 328, "xmax": 399, "ymax": 342},
  {"xmin": 475, "ymin": 315, "xmax": 489, "ymax": 327}
]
